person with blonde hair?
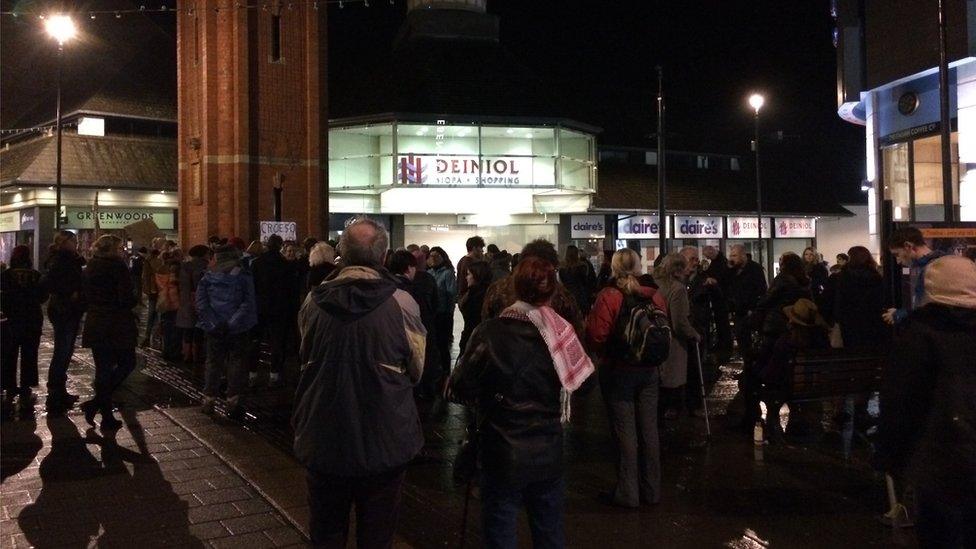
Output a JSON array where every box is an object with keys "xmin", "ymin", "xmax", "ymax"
[
  {"xmin": 653, "ymin": 252, "xmax": 702, "ymax": 420},
  {"xmin": 79, "ymin": 235, "xmax": 139, "ymax": 430},
  {"xmin": 587, "ymin": 248, "xmax": 669, "ymax": 508}
]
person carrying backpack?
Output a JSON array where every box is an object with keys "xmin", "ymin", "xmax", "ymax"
[{"xmin": 586, "ymin": 248, "xmax": 670, "ymax": 508}]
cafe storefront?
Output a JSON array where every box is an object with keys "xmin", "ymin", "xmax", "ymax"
[{"xmin": 328, "ymin": 115, "xmax": 598, "ymax": 262}]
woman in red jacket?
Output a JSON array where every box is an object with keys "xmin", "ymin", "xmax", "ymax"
[{"xmin": 586, "ymin": 248, "xmax": 668, "ymax": 508}]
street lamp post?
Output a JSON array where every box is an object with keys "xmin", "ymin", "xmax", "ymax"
[
  {"xmin": 749, "ymin": 93, "xmax": 765, "ymax": 274},
  {"xmin": 44, "ymin": 15, "xmax": 77, "ymax": 230}
]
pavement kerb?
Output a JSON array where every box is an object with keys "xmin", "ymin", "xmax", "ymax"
[{"xmin": 154, "ymin": 404, "xmax": 313, "ymax": 543}]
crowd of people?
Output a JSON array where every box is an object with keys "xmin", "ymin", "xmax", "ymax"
[{"xmin": 1, "ymin": 220, "xmax": 974, "ymax": 548}]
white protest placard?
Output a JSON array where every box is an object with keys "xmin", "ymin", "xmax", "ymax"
[{"xmin": 260, "ymin": 221, "xmax": 297, "ymax": 242}]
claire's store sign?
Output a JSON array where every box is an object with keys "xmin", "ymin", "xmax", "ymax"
[
  {"xmin": 397, "ymin": 155, "xmax": 531, "ymax": 186},
  {"xmin": 570, "ymin": 215, "xmax": 606, "ymax": 239},
  {"xmin": 775, "ymin": 217, "xmax": 816, "ymax": 238},
  {"xmin": 63, "ymin": 207, "xmax": 175, "ymax": 230},
  {"xmin": 727, "ymin": 217, "xmax": 772, "ymax": 239},
  {"xmin": 617, "ymin": 215, "xmax": 672, "ymax": 238},
  {"xmin": 673, "ymin": 216, "xmax": 723, "ymax": 238}
]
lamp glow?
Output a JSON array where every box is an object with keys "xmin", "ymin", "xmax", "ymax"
[
  {"xmin": 748, "ymin": 93, "xmax": 765, "ymax": 114},
  {"xmin": 44, "ymin": 14, "xmax": 76, "ymax": 45}
]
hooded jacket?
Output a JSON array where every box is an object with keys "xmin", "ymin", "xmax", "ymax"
[
  {"xmin": 893, "ymin": 250, "xmax": 948, "ymax": 323},
  {"xmin": 196, "ymin": 265, "xmax": 258, "ymax": 335},
  {"xmin": 292, "ymin": 266, "xmax": 427, "ymax": 477},
  {"xmin": 877, "ymin": 304, "xmax": 976, "ymax": 502}
]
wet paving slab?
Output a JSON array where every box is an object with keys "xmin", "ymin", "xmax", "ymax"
[{"xmin": 2, "ymin": 311, "xmax": 918, "ymax": 548}]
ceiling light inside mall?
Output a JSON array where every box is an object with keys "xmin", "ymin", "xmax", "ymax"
[
  {"xmin": 525, "ymin": 133, "xmax": 532, "ymax": 138},
  {"xmin": 44, "ymin": 14, "xmax": 77, "ymax": 45},
  {"xmin": 506, "ymin": 129, "xmax": 514, "ymax": 134}
]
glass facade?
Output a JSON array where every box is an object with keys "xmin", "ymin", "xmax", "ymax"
[
  {"xmin": 328, "ymin": 121, "xmax": 595, "ymax": 192},
  {"xmin": 881, "ymin": 131, "xmax": 962, "ymax": 222}
]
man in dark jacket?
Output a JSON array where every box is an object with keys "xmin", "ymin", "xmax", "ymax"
[
  {"xmin": 703, "ymin": 245, "xmax": 733, "ymax": 356},
  {"xmin": 43, "ymin": 231, "xmax": 87, "ymax": 414},
  {"xmin": 876, "ymin": 256, "xmax": 976, "ymax": 548},
  {"xmin": 250, "ymin": 234, "xmax": 293, "ymax": 387},
  {"xmin": 883, "ymin": 227, "xmax": 947, "ymax": 325},
  {"xmin": 727, "ymin": 244, "xmax": 767, "ymax": 357},
  {"xmin": 292, "ymin": 218, "xmax": 426, "ymax": 548},
  {"xmin": 389, "ymin": 249, "xmax": 440, "ymax": 399}
]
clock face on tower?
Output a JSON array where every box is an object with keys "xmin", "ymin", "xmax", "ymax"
[{"xmin": 898, "ymin": 91, "xmax": 920, "ymax": 116}]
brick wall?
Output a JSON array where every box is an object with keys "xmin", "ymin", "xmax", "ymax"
[{"xmin": 177, "ymin": 1, "xmax": 328, "ymax": 247}]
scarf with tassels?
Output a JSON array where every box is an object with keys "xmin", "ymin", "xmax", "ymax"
[{"xmin": 500, "ymin": 301, "xmax": 594, "ymax": 423}]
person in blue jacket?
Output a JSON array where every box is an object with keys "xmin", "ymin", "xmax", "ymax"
[{"xmin": 196, "ymin": 245, "xmax": 258, "ymax": 418}]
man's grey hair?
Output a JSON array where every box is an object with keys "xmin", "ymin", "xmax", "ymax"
[
  {"xmin": 308, "ymin": 242, "xmax": 336, "ymax": 267},
  {"xmin": 730, "ymin": 243, "xmax": 747, "ymax": 254},
  {"xmin": 340, "ymin": 217, "xmax": 389, "ymax": 267},
  {"xmin": 679, "ymin": 246, "xmax": 699, "ymax": 258}
]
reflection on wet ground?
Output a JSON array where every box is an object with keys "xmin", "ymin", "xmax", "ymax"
[{"xmin": 5, "ymin": 310, "xmax": 913, "ymax": 548}]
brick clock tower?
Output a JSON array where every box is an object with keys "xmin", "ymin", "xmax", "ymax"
[{"xmin": 176, "ymin": 1, "xmax": 328, "ymax": 246}]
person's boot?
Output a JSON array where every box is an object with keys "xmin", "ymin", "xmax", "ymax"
[
  {"xmin": 17, "ymin": 388, "xmax": 35, "ymax": 414},
  {"xmin": 226, "ymin": 395, "xmax": 244, "ymax": 420},
  {"xmin": 100, "ymin": 414, "xmax": 123, "ymax": 431},
  {"xmin": 80, "ymin": 399, "xmax": 98, "ymax": 426},
  {"xmin": 200, "ymin": 396, "xmax": 216, "ymax": 415}
]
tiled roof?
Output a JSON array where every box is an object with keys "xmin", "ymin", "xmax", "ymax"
[
  {"xmin": 0, "ymin": 133, "xmax": 176, "ymax": 190},
  {"xmin": 594, "ymin": 162, "xmax": 851, "ymax": 217}
]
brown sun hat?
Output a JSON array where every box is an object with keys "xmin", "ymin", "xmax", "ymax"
[{"xmin": 782, "ymin": 298, "xmax": 826, "ymax": 327}]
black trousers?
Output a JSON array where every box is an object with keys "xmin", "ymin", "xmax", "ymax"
[
  {"xmin": 260, "ymin": 315, "xmax": 289, "ymax": 375},
  {"xmin": 306, "ymin": 466, "xmax": 406, "ymax": 548},
  {"xmin": 1, "ymin": 325, "xmax": 41, "ymax": 392},
  {"xmin": 91, "ymin": 347, "xmax": 137, "ymax": 417},
  {"xmin": 433, "ymin": 312, "xmax": 454, "ymax": 380}
]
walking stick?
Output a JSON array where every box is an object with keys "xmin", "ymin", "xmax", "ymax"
[
  {"xmin": 883, "ymin": 473, "xmax": 912, "ymax": 528},
  {"xmin": 695, "ymin": 341, "xmax": 712, "ymax": 437}
]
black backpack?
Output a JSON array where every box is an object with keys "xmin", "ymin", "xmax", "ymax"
[{"xmin": 611, "ymin": 290, "xmax": 672, "ymax": 367}]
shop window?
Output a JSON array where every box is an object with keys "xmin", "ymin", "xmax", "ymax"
[
  {"xmin": 882, "ymin": 143, "xmax": 910, "ymax": 221},
  {"xmin": 912, "ymin": 134, "xmax": 959, "ymax": 222},
  {"xmin": 398, "ymin": 124, "xmax": 480, "ymax": 156},
  {"xmin": 328, "ymin": 124, "xmax": 394, "ymax": 189}
]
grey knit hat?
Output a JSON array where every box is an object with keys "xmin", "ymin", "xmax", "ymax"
[{"xmin": 214, "ymin": 245, "xmax": 242, "ymax": 272}]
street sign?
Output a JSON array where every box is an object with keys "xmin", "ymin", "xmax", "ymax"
[{"xmin": 260, "ymin": 221, "xmax": 297, "ymax": 242}]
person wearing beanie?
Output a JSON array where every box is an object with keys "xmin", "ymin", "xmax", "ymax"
[
  {"xmin": 1, "ymin": 245, "xmax": 48, "ymax": 416},
  {"xmin": 876, "ymin": 255, "xmax": 976, "ymax": 548},
  {"xmin": 196, "ymin": 245, "xmax": 258, "ymax": 418}
]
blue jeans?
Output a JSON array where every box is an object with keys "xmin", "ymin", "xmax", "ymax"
[
  {"xmin": 47, "ymin": 313, "xmax": 82, "ymax": 397},
  {"xmin": 91, "ymin": 347, "xmax": 137, "ymax": 417},
  {"xmin": 481, "ymin": 476, "xmax": 564, "ymax": 549}
]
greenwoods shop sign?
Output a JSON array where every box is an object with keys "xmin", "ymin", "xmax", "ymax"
[{"xmin": 63, "ymin": 207, "xmax": 175, "ymax": 230}]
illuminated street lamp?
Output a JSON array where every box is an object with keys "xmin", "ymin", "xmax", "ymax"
[
  {"xmin": 748, "ymin": 93, "xmax": 765, "ymax": 274},
  {"xmin": 44, "ymin": 14, "xmax": 77, "ymax": 229}
]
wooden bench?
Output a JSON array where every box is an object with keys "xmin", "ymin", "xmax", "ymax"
[
  {"xmin": 760, "ymin": 348, "xmax": 886, "ymax": 455},
  {"xmin": 788, "ymin": 348, "xmax": 886, "ymax": 403}
]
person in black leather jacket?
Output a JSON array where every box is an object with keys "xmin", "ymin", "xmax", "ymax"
[
  {"xmin": 42, "ymin": 230, "xmax": 86, "ymax": 414},
  {"xmin": 451, "ymin": 257, "xmax": 590, "ymax": 549}
]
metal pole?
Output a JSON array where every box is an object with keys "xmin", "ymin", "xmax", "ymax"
[
  {"xmin": 55, "ymin": 44, "xmax": 64, "ymax": 230},
  {"xmin": 754, "ymin": 111, "xmax": 764, "ymax": 273},
  {"xmin": 656, "ymin": 66, "xmax": 666, "ymax": 258},
  {"xmin": 273, "ymin": 187, "xmax": 283, "ymax": 222},
  {"xmin": 937, "ymin": 0, "xmax": 954, "ymax": 222}
]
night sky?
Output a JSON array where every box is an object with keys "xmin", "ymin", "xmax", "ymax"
[
  {"xmin": 331, "ymin": 0, "xmax": 866, "ymax": 203},
  {"xmin": 1, "ymin": 0, "xmax": 866, "ymax": 202}
]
